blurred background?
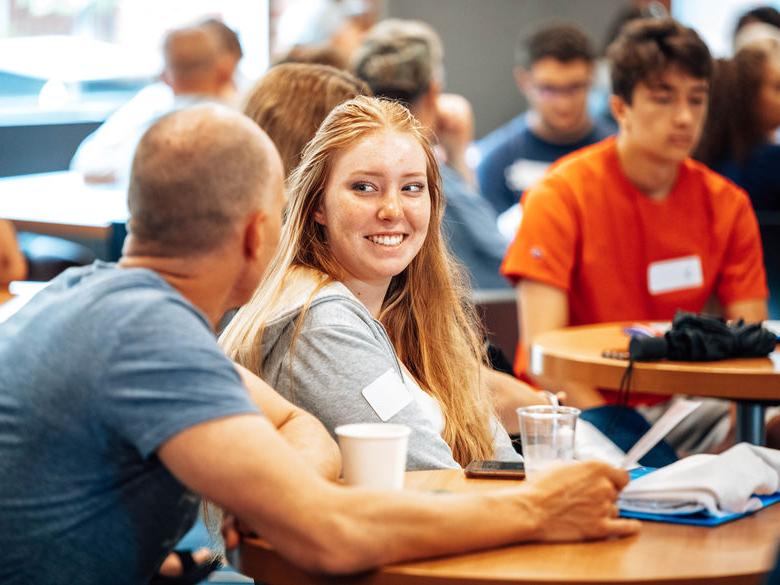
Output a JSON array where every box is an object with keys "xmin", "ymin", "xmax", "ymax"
[{"xmin": 1, "ymin": 0, "xmax": 778, "ymax": 176}]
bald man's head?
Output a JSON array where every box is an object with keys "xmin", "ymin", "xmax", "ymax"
[
  {"xmin": 128, "ymin": 104, "xmax": 282, "ymax": 258},
  {"xmin": 162, "ymin": 25, "xmax": 225, "ymax": 95}
]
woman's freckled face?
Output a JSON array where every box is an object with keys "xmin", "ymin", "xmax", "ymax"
[{"xmin": 315, "ymin": 130, "xmax": 431, "ymax": 287}]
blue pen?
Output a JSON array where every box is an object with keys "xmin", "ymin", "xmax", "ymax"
[{"xmin": 624, "ymin": 326, "xmax": 655, "ymax": 338}]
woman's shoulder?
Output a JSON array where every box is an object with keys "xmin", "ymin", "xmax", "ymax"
[
  {"xmin": 304, "ymin": 285, "xmax": 378, "ymax": 332},
  {"xmin": 265, "ymin": 280, "xmax": 379, "ymax": 336}
]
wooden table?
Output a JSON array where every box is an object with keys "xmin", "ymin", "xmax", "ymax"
[
  {"xmin": 238, "ymin": 469, "xmax": 780, "ymax": 585},
  {"xmin": 531, "ymin": 322, "xmax": 780, "ymax": 445},
  {"xmin": 0, "ymin": 171, "xmax": 128, "ymax": 259}
]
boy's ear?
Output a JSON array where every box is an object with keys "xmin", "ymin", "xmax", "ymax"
[
  {"xmin": 610, "ymin": 94, "xmax": 628, "ymax": 127},
  {"xmin": 514, "ymin": 67, "xmax": 530, "ymax": 96}
]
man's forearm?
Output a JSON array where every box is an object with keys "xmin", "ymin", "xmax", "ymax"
[
  {"xmin": 246, "ymin": 460, "xmax": 637, "ymax": 575},
  {"xmin": 324, "ymin": 486, "xmax": 543, "ymax": 572},
  {"xmin": 246, "ymin": 478, "xmax": 543, "ymax": 574},
  {"xmin": 276, "ymin": 411, "xmax": 341, "ymax": 481}
]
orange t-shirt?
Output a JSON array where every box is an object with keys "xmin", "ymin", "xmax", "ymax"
[{"xmin": 502, "ymin": 137, "xmax": 768, "ymax": 405}]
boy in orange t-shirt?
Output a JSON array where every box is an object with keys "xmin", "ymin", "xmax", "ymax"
[{"xmin": 502, "ymin": 19, "xmax": 768, "ymax": 454}]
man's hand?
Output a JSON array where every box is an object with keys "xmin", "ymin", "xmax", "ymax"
[{"xmin": 523, "ymin": 460, "xmax": 640, "ymax": 541}]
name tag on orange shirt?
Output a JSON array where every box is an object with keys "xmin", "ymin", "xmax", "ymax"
[{"xmin": 647, "ymin": 255, "xmax": 703, "ymax": 295}]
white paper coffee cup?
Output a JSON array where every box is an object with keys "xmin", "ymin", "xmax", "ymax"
[{"xmin": 335, "ymin": 423, "xmax": 411, "ymax": 490}]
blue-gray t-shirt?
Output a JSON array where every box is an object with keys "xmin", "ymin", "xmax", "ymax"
[
  {"xmin": 0, "ymin": 262, "xmax": 259, "ymax": 585},
  {"xmin": 476, "ymin": 113, "xmax": 616, "ymax": 214},
  {"xmin": 440, "ymin": 163, "xmax": 510, "ymax": 290}
]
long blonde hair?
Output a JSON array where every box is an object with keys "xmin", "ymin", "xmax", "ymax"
[{"xmin": 221, "ymin": 96, "xmax": 494, "ymax": 465}]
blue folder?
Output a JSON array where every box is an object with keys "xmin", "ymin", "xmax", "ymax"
[{"xmin": 619, "ymin": 467, "xmax": 780, "ymax": 526}]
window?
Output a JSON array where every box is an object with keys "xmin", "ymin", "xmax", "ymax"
[{"xmin": 0, "ymin": 0, "xmax": 268, "ymax": 123}]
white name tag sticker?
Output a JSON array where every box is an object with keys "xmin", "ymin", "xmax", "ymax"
[
  {"xmin": 361, "ymin": 369, "xmax": 412, "ymax": 422},
  {"xmin": 647, "ymin": 255, "xmax": 703, "ymax": 295},
  {"xmin": 506, "ymin": 159, "xmax": 551, "ymax": 192}
]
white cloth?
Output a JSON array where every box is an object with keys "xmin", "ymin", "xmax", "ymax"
[
  {"xmin": 620, "ymin": 443, "xmax": 780, "ymax": 516},
  {"xmin": 70, "ymin": 83, "xmax": 223, "ymax": 185}
]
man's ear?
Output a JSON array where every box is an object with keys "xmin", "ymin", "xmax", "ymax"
[
  {"xmin": 161, "ymin": 68, "xmax": 173, "ymax": 88},
  {"xmin": 514, "ymin": 67, "xmax": 530, "ymax": 96},
  {"xmin": 428, "ymin": 79, "xmax": 442, "ymax": 102},
  {"xmin": 243, "ymin": 211, "xmax": 266, "ymax": 259},
  {"xmin": 215, "ymin": 55, "xmax": 234, "ymax": 85}
]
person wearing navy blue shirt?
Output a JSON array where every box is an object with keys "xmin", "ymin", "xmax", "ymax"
[{"xmin": 476, "ymin": 24, "xmax": 615, "ymax": 216}]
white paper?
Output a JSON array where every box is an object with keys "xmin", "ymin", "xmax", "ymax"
[
  {"xmin": 647, "ymin": 255, "xmax": 703, "ymax": 295},
  {"xmin": 361, "ymin": 369, "xmax": 412, "ymax": 422}
]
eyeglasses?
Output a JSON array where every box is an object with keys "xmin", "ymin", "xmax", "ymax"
[{"xmin": 531, "ymin": 82, "xmax": 590, "ymax": 99}]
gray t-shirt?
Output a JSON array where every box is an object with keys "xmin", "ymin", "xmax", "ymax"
[
  {"xmin": 0, "ymin": 262, "xmax": 258, "ymax": 585},
  {"xmin": 261, "ymin": 281, "xmax": 519, "ymax": 469}
]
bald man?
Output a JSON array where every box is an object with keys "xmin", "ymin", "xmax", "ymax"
[
  {"xmin": 1, "ymin": 105, "xmax": 638, "ymax": 585},
  {"xmin": 71, "ymin": 20, "xmax": 241, "ymax": 185}
]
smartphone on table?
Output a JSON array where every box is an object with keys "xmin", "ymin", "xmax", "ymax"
[{"xmin": 464, "ymin": 460, "xmax": 525, "ymax": 480}]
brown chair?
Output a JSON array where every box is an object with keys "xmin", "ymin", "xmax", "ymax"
[{"xmin": 473, "ymin": 288, "xmax": 518, "ymax": 366}]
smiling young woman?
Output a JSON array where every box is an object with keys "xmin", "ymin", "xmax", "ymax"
[{"xmin": 220, "ymin": 96, "xmax": 519, "ymax": 469}]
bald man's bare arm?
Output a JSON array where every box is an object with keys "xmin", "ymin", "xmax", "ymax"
[
  {"xmin": 234, "ymin": 363, "xmax": 341, "ymax": 481},
  {"xmin": 159, "ymin": 413, "xmax": 638, "ymax": 574}
]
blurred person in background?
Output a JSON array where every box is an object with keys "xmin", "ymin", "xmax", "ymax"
[
  {"xmin": 476, "ymin": 23, "xmax": 614, "ymax": 231},
  {"xmin": 696, "ymin": 38, "xmax": 780, "ymax": 212},
  {"xmin": 503, "ymin": 18, "xmax": 768, "ymax": 462},
  {"xmin": 274, "ymin": 0, "xmax": 378, "ymax": 69},
  {"xmin": 734, "ymin": 5, "xmax": 780, "ymax": 51},
  {"xmin": 0, "ymin": 220, "xmax": 27, "ymax": 286},
  {"xmin": 242, "ymin": 62, "xmax": 370, "ymax": 176},
  {"xmin": 71, "ymin": 19, "xmax": 242, "ymax": 186}
]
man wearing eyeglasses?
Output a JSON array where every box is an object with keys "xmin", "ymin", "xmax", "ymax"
[
  {"xmin": 476, "ymin": 24, "xmax": 615, "ymax": 218},
  {"xmin": 503, "ymin": 18, "xmax": 768, "ymax": 458}
]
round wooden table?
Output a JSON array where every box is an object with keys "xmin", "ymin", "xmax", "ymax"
[
  {"xmin": 237, "ymin": 469, "xmax": 780, "ymax": 585},
  {"xmin": 531, "ymin": 322, "xmax": 780, "ymax": 444}
]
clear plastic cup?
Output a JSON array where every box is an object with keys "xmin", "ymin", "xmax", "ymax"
[
  {"xmin": 517, "ymin": 405, "xmax": 580, "ymax": 478},
  {"xmin": 335, "ymin": 423, "xmax": 411, "ymax": 489}
]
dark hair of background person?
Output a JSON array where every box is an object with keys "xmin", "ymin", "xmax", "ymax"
[
  {"xmin": 600, "ymin": 1, "xmax": 669, "ymax": 55},
  {"xmin": 515, "ymin": 24, "xmax": 595, "ymax": 69},
  {"xmin": 275, "ymin": 44, "xmax": 348, "ymax": 70},
  {"xmin": 607, "ymin": 17, "xmax": 712, "ymax": 104},
  {"xmin": 242, "ymin": 63, "xmax": 370, "ymax": 176},
  {"xmin": 735, "ymin": 5, "xmax": 780, "ymax": 38},
  {"xmin": 695, "ymin": 47, "xmax": 772, "ymax": 166}
]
